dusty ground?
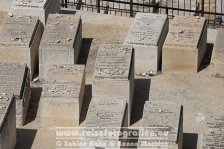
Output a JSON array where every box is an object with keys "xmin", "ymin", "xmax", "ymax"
[{"xmin": 1, "ymin": 9, "xmax": 222, "ymax": 149}]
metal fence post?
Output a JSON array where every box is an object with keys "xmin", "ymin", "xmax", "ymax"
[
  {"xmin": 97, "ymin": 0, "xmax": 100, "ymax": 13},
  {"xmin": 65, "ymin": 0, "xmax": 68, "ymax": 8},
  {"xmin": 76, "ymin": 0, "xmax": 82, "ymax": 10},
  {"xmin": 130, "ymin": 0, "xmax": 133, "ymax": 17},
  {"xmin": 201, "ymin": 0, "xmax": 204, "ymax": 16}
]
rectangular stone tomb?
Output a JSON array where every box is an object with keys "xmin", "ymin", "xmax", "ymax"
[
  {"xmin": 0, "ymin": 16, "xmax": 43, "ymax": 78},
  {"xmin": 39, "ymin": 14, "xmax": 82, "ymax": 77},
  {"xmin": 92, "ymin": 44, "xmax": 134, "ymax": 126},
  {"xmin": 0, "ymin": 62, "xmax": 31, "ymax": 126},
  {"xmin": 124, "ymin": 12, "xmax": 168, "ymax": 73},
  {"xmin": 162, "ymin": 16, "xmax": 207, "ymax": 73},
  {"xmin": 138, "ymin": 101, "xmax": 183, "ymax": 149},
  {"xmin": 40, "ymin": 64, "xmax": 85, "ymax": 126},
  {"xmin": 0, "ymin": 94, "xmax": 16, "ymax": 149},
  {"xmin": 11, "ymin": 0, "xmax": 61, "ymax": 25},
  {"xmin": 80, "ymin": 97, "xmax": 128, "ymax": 149},
  {"xmin": 211, "ymin": 28, "xmax": 224, "ymax": 77}
]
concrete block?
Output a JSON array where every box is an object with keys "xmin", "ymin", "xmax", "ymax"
[
  {"xmin": 124, "ymin": 12, "xmax": 168, "ymax": 73},
  {"xmin": 39, "ymin": 14, "xmax": 82, "ymax": 76},
  {"xmin": 0, "ymin": 62, "xmax": 31, "ymax": 126},
  {"xmin": 11, "ymin": 0, "xmax": 61, "ymax": 25},
  {"xmin": 211, "ymin": 28, "xmax": 224, "ymax": 76},
  {"xmin": 0, "ymin": 16, "xmax": 43, "ymax": 77},
  {"xmin": 80, "ymin": 97, "xmax": 127, "ymax": 148},
  {"xmin": 40, "ymin": 64, "xmax": 85, "ymax": 126},
  {"xmin": 138, "ymin": 101, "xmax": 183, "ymax": 149},
  {"xmin": 92, "ymin": 44, "xmax": 134, "ymax": 125},
  {"xmin": 0, "ymin": 94, "xmax": 16, "ymax": 149},
  {"xmin": 162, "ymin": 16, "xmax": 207, "ymax": 73}
]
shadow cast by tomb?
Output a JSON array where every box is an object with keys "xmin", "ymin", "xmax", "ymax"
[
  {"xmin": 125, "ymin": 129, "xmax": 139, "ymax": 149},
  {"xmin": 25, "ymin": 87, "xmax": 42, "ymax": 125},
  {"xmin": 130, "ymin": 78, "xmax": 151, "ymax": 125},
  {"xmin": 183, "ymin": 133, "xmax": 198, "ymax": 149},
  {"xmin": 15, "ymin": 129, "xmax": 37, "ymax": 149},
  {"xmin": 60, "ymin": 9, "xmax": 77, "ymax": 14},
  {"xmin": 198, "ymin": 43, "xmax": 214, "ymax": 72},
  {"xmin": 78, "ymin": 38, "xmax": 93, "ymax": 65},
  {"xmin": 80, "ymin": 84, "xmax": 92, "ymax": 124}
]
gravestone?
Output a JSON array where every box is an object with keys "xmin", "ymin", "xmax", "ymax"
[
  {"xmin": 0, "ymin": 16, "xmax": 42, "ymax": 77},
  {"xmin": 138, "ymin": 101, "xmax": 183, "ymax": 149},
  {"xmin": 40, "ymin": 64, "xmax": 85, "ymax": 126},
  {"xmin": 92, "ymin": 44, "xmax": 134, "ymax": 125},
  {"xmin": 0, "ymin": 62, "xmax": 31, "ymax": 126},
  {"xmin": 162, "ymin": 16, "xmax": 207, "ymax": 73},
  {"xmin": 39, "ymin": 14, "xmax": 82, "ymax": 77},
  {"xmin": 0, "ymin": 94, "xmax": 16, "ymax": 149},
  {"xmin": 11, "ymin": 0, "xmax": 61, "ymax": 25},
  {"xmin": 211, "ymin": 28, "xmax": 224, "ymax": 77},
  {"xmin": 202, "ymin": 116, "xmax": 224, "ymax": 148},
  {"xmin": 124, "ymin": 12, "xmax": 168, "ymax": 73},
  {"xmin": 80, "ymin": 97, "xmax": 128, "ymax": 148}
]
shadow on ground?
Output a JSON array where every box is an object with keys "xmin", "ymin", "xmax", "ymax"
[
  {"xmin": 78, "ymin": 38, "xmax": 93, "ymax": 65},
  {"xmin": 60, "ymin": 9, "xmax": 77, "ymax": 14},
  {"xmin": 80, "ymin": 84, "xmax": 92, "ymax": 124},
  {"xmin": 131, "ymin": 78, "xmax": 151, "ymax": 125},
  {"xmin": 15, "ymin": 129, "xmax": 37, "ymax": 149},
  {"xmin": 199, "ymin": 43, "xmax": 214, "ymax": 72},
  {"xmin": 25, "ymin": 87, "xmax": 42, "ymax": 125},
  {"xmin": 183, "ymin": 133, "xmax": 198, "ymax": 149}
]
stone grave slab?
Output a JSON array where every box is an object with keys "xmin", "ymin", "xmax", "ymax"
[
  {"xmin": 39, "ymin": 14, "xmax": 82, "ymax": 77},
  {"xmin": 124, "ymin": 12, "xmax": 168, "ymax": 73},
  {"xmin": 0, "ymin": 93, "xmax": 16, "ymax": 149},
  {"xmin": 40, "ymin": 64, "xmax": 85, "ymax": 126},
  {"xmin": 80, "ymin": 97, "xmax": 128, "ymax": 148},
  {"xmin": 0, "ymin": 62, "xmax": 31, "ymax": 126},
  {"xmin": 0, "ymin": 16, "xmax": 42, "ymax": 77},
  {"xmin": 92, "ymin": 44, "xmax": 134, "ymax": 125},
  {"xmin": 138, "ymin": 101, "xmax": 183, "ymax": 149},
  {"xmin": 11, "ymin": 0, "xmax": 61, "ymax": 25},
  {"xmin": 202, "ymin": 116, "xmax": 224, "ymax": 148},
  {"xmin": 162, "ymin": 16, "xmax": 207, "ymax": 73},
  {"xmin": 211, "ymin": 28, "xmax": 224, "ymax": 77}
]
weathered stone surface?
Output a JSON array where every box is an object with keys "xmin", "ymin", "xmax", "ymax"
[
  {"xmin": 211, "ymin": 28, "xmax": 224, "ymax": 76},
  {"xmin": 0, "ymin": 94, "xmax": 16, "ymax": 149},
  {"xmin": 11, "ymin": 0, "xmax": 61, "ymax": 24},
  {"xmin": 0, "ymin": 16, "xmax": 42, "ymax": 77},
  {"xmin": 85, "ymin": 97, "xmax": 128, "ymax": 127},
  {"xmin": 162, "ymin": 16, "xmax": 207, "ymax": 73},
  {"xmin": 92, "ymin": 44, "xmax": 134, "ymax": 125},
  {"xmin": 39, "ymin": 14, "xmax": 82, "ymax": 76},
  {"xmin": 0, "ymin": 62, "xmax": 31, "ymax": 126},
  {"xmin": 80, "ymin": 97, "xmax": 127, "ymax": 148},
  {"xmin": 138, "ymin": 101, "xmax": 183, "ymax": 149},
  {"xmin": 40, "ymin": 64, "xmax": 85, "ymax": 126},
  {"xmin": 0, "ymin": 11, "xmax": 7, "ymax": 31},
  {"xmin": 202, "ymin": 116, "xmax": 224, "ymax": 149},
  {"xmin": 124, "ymin": 12, "xmax": 168, "ymax": 73}
]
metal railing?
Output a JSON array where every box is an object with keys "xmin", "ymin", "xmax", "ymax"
[{"xmin": 61, "ymin": 0, "xmax": 224, "ymax": 27}]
